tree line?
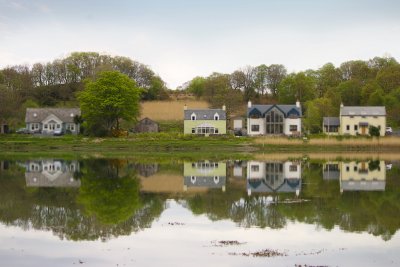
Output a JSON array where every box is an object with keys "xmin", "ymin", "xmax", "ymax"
[
  {"xmin": 184, "ymin": 56, "xmax": 400, "ymax": 132},
  {"xmin": 0, "ymin": 52, "xmax": 169, "ymax": 128}
]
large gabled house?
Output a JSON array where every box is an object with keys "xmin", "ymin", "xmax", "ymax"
[
  {"xmin": 247, "ymin": 101, "xmax": 302, "ymax": 136},
  {"xmin": 323, "ymin": 105, "xmax": 386, "ymax": 136},
  {"xmin": 25, "ymin": 108, "xmax": 81, "ymax": 135},
  {"xmin": 184, "ymin": 105, "xmax": 227, "ymax": 135}
]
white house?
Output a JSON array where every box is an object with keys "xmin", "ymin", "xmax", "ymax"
[
  {"xmin": 246, "ymin": 161, "xmax": 302, "ymax": 196},
  {"xmin": 247, "ymin": 101, "xmax": 302, "ymax": 136},
  {"xmin": 25, "ymin": 108, "xmax": 81, "ymax": 135}
]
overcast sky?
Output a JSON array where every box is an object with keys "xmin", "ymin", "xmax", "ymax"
[{"xmin": 1, "ymin": 0, "xmax": 399, "ymax": 88}]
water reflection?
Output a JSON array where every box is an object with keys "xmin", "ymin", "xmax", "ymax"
[
  {"xmin": 247, "ymin": 161, "xmax": 301, "ymax": 196},
  {"xmin": 323, "ymin": 160, "xmax": 386, "ymax": 192},
  {"xmin": 24, "ymin": 159, "xmax": 81, "ymax": 187},
  {"xmin": 183, "ymin": 161, "xmax": 226, "ymax": 192},
  {"xmin": 0, "ymin": 157, "xmax": 398, "ymax": 242}
]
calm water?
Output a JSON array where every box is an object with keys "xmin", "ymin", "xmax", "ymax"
[{"xmin": 0, "ymin": 157, "xmax": 399, "ymax": 267}]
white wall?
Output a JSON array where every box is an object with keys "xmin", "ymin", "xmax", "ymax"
[
  {"xmin": 284, "ymin": 118, "xmax": 301, "ymax": 135},
  {"xmin": 283, "ymin": 162, "xmax": 301, "ymax": 179},
  {"xmin": 247, "ymin": 161, "xmax": 265, "ymax": 179},
  {"xmin": 247, "ymin": 118, "xmax": 265, "ymax": 136}
]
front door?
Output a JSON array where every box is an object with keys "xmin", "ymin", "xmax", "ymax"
[{"xmin": 361, "ymin": 126, "xmax": 366, "ymax": 135}]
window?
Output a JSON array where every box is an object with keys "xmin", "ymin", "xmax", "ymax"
[
  {"xmin": 265, "ymin": 108, "xmax": 284, "ymax": 134},
  {"xmin": 251, "ymin": 165, "xmax": 259, "ymax": 172},
  {"xmin": 251, "ymin": 125, "xmax": 260, "ymax": 132},
  {"xmin": 214, "ymin": 113, "xmax": 219, "ymax": 121},
  {"xmin": 346, "ymin": 125, "xmax": 350, "ymax": 131},
  {"xmin": 289, "ymin": 125, "xmax": 298, "ymax": 132},
  {"xmin": 354, "ymin": 125, "xmax": 358, "ymax": 131},
  {"xmin": 350, "ymin": 116, "xmax": 354, "ymax": 118},
  {"xmin": 70, "ymin": 124, "xmax": 75, "ymax": 131},
  {"xmin": 215, "ymin": 128, "xmax": 219, "ymax": 134},
  {"xmin": 44, "ymin": 124, "xmax": 48, "ymax": 129},
  {"xmin": 354, "ymin": 166, "xmax": 358, "ymax": 171},
  {"xmin": 289, "ymin": 165, "xmax": 298, "ymax": 172},
  {"xmin": 346, "ymin": 166, "xmax": 350, "ymax": 172},
  {"xmin": 192, "ymin": 128, "xmax": 195, "ymax": 134},
  {"xmin": 56, "ymin": 124, "xmax": 60, "ymax": 129},
  {"xmin": 191, "ymin": 114, "xmax": 196, "ymax": 120}
]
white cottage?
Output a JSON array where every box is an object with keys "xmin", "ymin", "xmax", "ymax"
[{"xmin": 25, "ymin": 108, "xmax": 81, "ymax": 135}]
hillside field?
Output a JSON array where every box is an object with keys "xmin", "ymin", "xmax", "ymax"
[{"xmin": 140, "ymin": 100, "xmax": 209, "ymax": 121}]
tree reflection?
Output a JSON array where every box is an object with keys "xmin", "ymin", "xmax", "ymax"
[
  {"xmin": 78, "ymin": 159, "xmax": 142, "ymax": 225},
  {"xmin": 0, "ymin": 159, "xmax": 165, "ymax": 241}
]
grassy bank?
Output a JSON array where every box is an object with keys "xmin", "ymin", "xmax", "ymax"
[{"xmin": 1, "ymin": 134, "xmax": 400, "ymax": 155}]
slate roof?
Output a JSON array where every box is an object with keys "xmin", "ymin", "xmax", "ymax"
[
  {"xmin": 26, "ymin": 108, "xmax": 81, "ymax": 123},
  {"xmin": 341, "ymin": 181, "xmax": 385, "ymax": 191},
  {"xmin": 247, "ymin": 178, "xmax": 301, "ymax": 193},
  {"xmin": 340, "ymin": 106, "xmax": 386, "ymax": 116},
  {"xmin": 184, "ymin": 109, "xmax": 226, "ymax": 120},
  {"xmin": 184, "ymin": 176, "xmax": 226, "ymax": 188},
  {"xmin": 323, "ymin": 117, "xmax": 340, "ymax": 126},
  {"xmin": 247, "ymin": 104, "xmax": 302, "ymax": 117}
]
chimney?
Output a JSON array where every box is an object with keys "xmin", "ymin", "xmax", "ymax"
[
  {"xmin": 340, "ymin": 102, "xmax": 344, "ymax": 108},
  {"xmin": 248, "ymin": 101, "xmax": 252, "ymax": 108},
  {"xmin": 296, "ymin": 100, "xmax": 300, "ymax": 108},
  {"xmin": 222, "ymin": 104, "xmax": 226, "ymax": 111},
  {"xmin": 184, "ymin": 104, "xmax": 187, "ymax": 110}
]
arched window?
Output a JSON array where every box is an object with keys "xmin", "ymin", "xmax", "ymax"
[
  {"xmin": 191, "ymin": 113, "xmax": 196, "ymax": 121},
  {"xmin": 214, "ymin": 113, "xmax": 219, "ymax": 121}
]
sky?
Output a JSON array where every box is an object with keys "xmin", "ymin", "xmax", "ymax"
[{"xmin": 0, "ymin": 0, "xmax": 400, "ymax": 88}]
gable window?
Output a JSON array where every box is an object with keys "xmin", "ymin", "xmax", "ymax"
[
  {"xmin": 191, "ymin": 114, "xmax": 196, "ymax": 121},
  {"xmin": 251, "ymin": 125, "xmax": 260, "ymax": 132},
  {"xmin": 214, "ymin": 113, "xmax": 219, "ymax": 121}
]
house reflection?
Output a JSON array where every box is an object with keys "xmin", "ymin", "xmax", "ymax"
[
  {"xmin": 24, "ymin": 160, "xmax": 81, "ymax": 187},
  {"xmin": 246, "ymin": 161, "xmax": 302, "ymax": 196},
  {"xmin": 340, "ymin": 161, "xmax": 386, "ymax": 192},
  {"xmin": 183, "ymin": 161, "xmax": 226, "ymax": 192}
]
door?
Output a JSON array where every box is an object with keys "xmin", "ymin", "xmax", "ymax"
[{"xmin": 361, "ymin": 126, "xmax": 366, "ymax": 135}]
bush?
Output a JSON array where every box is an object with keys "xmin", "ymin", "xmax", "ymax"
[{"xmin": 369, "ymin": 126, "xmax": 381, "ymax": 137}]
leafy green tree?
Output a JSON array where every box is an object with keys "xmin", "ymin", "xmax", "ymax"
[
  {"xmin": 367, "ymin": 88, "xmax": 385, "ymax": 106},
  {"xmin": 337, "ymin": 79, "xmax": 362, "ymax": 105},
  {"xmin": 266, "ymin": 64, "xmax": 287, "ymax": 97},
  {"xmin": 304, "ymin": 98, "xmax": 335, "ymax": 133},
  {"xmin": 187, "ymin": 76, "xmax": 206, "ymax": 99},
  {"xmin": 316, "ymin": 63, "xmax": 341, "ymax": 97},
  {"xmin": 361, "ymin": 81, "xmax": 382, "ymax": 105},
  {"xmin": 278, "ymin": 72, "xmax": 316, "ymax": 104},
  {"xmin": 376, "ymin": 65, "xmax": 400, "ymax": 93},
  {"xmin": 78, "ymin": 71, "xmax": 141, "ymax": 136}
]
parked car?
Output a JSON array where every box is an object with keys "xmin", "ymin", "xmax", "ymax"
[
  {"xmin": 16, "ymin": 128, "xmax": 29, "ymax": 134},
  {"xmin": 53, "ymin": 129, "xmax": 63, "ymax": 136},
  {"xmin": 386, "ymin": 127, "xmax": 393, "ymax": 134}
]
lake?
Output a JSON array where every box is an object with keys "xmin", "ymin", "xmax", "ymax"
[{"xmin": 0, "ymin": 156, "xmax": 399, "ymax": 267}]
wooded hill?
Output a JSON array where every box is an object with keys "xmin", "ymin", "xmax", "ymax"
[
  {"xmin": 183, "ymin": 56, "xmax": 400, "ymax": 132},
  {"xmin": 0, "ymin": 52, "xmax": 169, "ymax": 127},
  {"xmin": 1, "ymin": 53, "xmax": 400, "ymax": 132}
]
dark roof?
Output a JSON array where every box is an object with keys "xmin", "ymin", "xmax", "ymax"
[
  {"xmin": 184, "ymin": 109, "xmax": 226, "ymax": 120},
  {"xmin": 323, "ymin": 117, "xmax": 340, "ymax": 126},
  {"xmin": 247, "ymin": 104, "xmax": 302, "ymax": 117},
  {"xmin": 138, "ymin": 117, "xmax": 158, "ymax": 125},
  {"xmin": 340, "ymin": 106, "xmax": 386, "ymax": 116},
  {"xmin": 184, "ymin": 176, "xmax": 226, "ymax": 188},
  {"xmin": 26, "ymin": 108, "xmax": 81, "ymax": 123},
  {"xmin": 247, "ymin": 178, "xmax": 301, "ymax": 193}
]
